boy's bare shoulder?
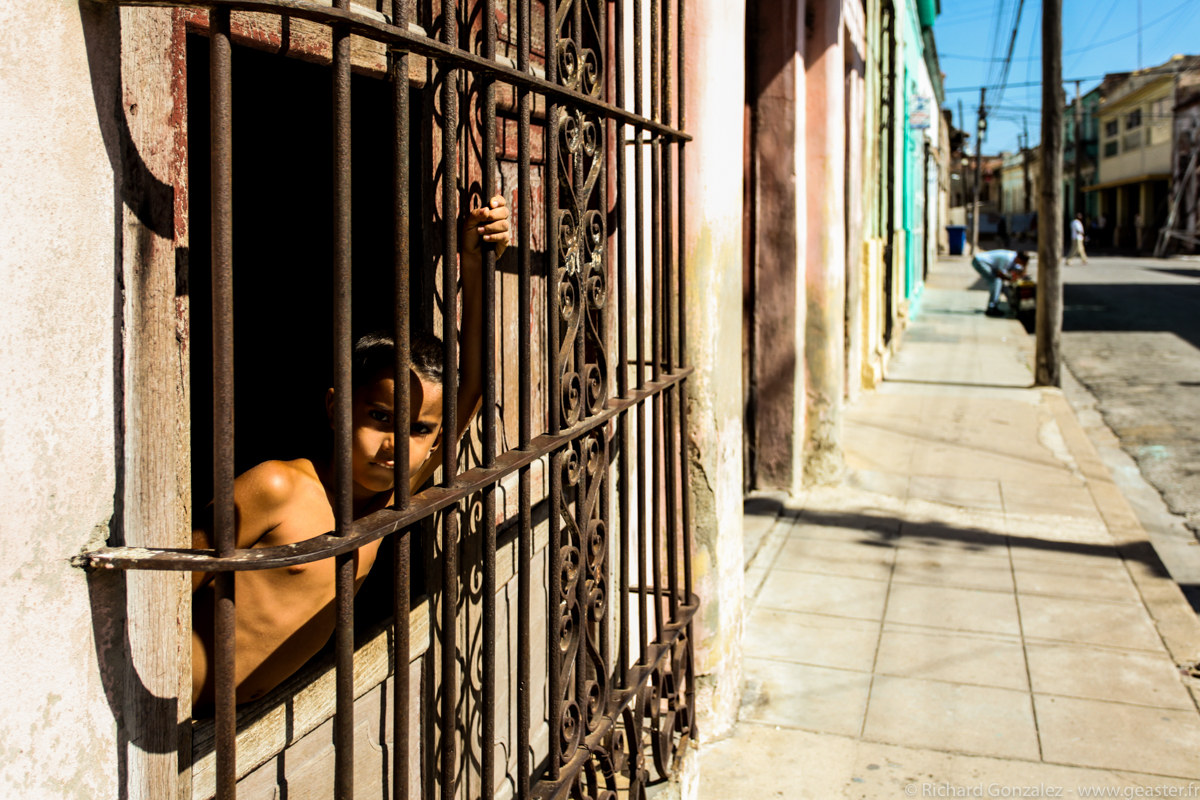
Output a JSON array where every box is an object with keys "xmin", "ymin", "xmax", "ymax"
[{"xmin": 237, "ymin": 459, "xmax": 325, "ymax": 511}]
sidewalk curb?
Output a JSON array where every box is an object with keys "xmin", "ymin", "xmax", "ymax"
[{"xmin": 1043, "ymin": 387, "xmax": 1200, "ymax": 668}]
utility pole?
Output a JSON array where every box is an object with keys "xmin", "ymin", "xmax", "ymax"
[
  {"xmin": 972, "ymin": 87, "xmax": 986, "ymax": 255},
  {"xmin": 1073, "ymin": 81, "xmax": 1083, "ymax": 221},
  {"xmin": 1036, "ymin": 0, "xmax": 1064, "ymax": 387},
  {"xmin": 1023, "ymin": 116, "xmax": 1032, "ymax": 213}
]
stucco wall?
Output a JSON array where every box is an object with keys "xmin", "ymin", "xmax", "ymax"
[
  {"xmin": 0, "ymin": 1, "xmax": 124, "ymax": 796},
  {"xmin": 683, "ymin": 0, "xmax": 746, "ymax": 745}
]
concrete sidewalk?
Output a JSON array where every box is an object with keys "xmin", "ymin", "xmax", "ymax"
[{"xmin": 701, "ymin": 257, "xmax": 1200, "ymax": 798}]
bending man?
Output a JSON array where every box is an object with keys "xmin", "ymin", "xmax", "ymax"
[{"xmin": 971, "ymin": 249, "xmax": 1029, "ymax": 317}]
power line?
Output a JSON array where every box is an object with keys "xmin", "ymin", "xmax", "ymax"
[
  {"xmin": 944, "ymin": 76, "xmax": 1106, "ymax": 92},
  {"xmin": 942, "ymin": 0, "xmax": 1198, "ymax": 63},
  {"xmin": 1065, "ymin": 0, "xmax": 1121, "ymax": 74}
]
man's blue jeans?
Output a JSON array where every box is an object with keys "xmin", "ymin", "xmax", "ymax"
[{"xmin": 971, "ymin": 257, "xmax": 1003, "ymax": 307}]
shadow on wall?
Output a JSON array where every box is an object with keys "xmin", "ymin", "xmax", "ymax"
[{"xmin": 78, "ymin": 5, "xmax": 184, "ymax": 798}]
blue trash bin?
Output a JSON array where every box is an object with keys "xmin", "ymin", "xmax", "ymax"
[{"xmin": 947, "ymin": 225, "xmax": 967, "ymax": 255}]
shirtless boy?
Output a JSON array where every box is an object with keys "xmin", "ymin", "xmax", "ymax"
[{"xmin": 191, "ymin": 196, "xmax": 510, "ymax": 708}]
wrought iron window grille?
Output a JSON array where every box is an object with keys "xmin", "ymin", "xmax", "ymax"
[{"xmin": 80, "ymin": 1, "xmax": 697, "ymax": 798}]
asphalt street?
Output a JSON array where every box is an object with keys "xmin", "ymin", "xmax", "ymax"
[{"xmin": 1054, "ymin": 256, "xmax": 1200, "ymax": 536}]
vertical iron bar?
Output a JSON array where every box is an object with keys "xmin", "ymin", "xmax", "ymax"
[
  {"xmin": 439, "ymin": 0, "xmax": 460, "ymax": 797},
  {"xmin": 649, "ymin": 0, "xmax": 664, "ymax": 645},
  {"xmin": 677, "ymin": 0, "xmax": 690, "ymax": 604},
  {"xmin": 614, "ymin": 0, "xmax": 630, "ymax": 693},
  {"xmin": 332, "ymin": 2, "xmax": 356, "ymax": 796},
  {"xmin": 391, "ymin": 2, "xmax": 412, "ymax": 797},
  {"xmin": 596, "ymin": 0, "xmax": 611, "ymax": 693},
  {"xmin": 545, "ymin": 0, "xmax": 563, "ymax": 780},
  {"xmin": 209, "ymin": 9, "xmax": 236, "ymax": 799},
  {"xmin": 516, "ymin": 0, "xmax": 533, "ymax": 794},
  {"xmin": 481, "ymin": 0, "xmax": 499, "ymax": 795},
  {"xmin": 632, "ymin": 0, "xmax": 648, "ymax": 669},
  {"xmin": 661, "ymin": 0, "xmax": 678, "ymax": 624},
  {"xmin": 678, "ymin": 0, "xmax": 696, "ymax": 740},
  {"xmin": 570, "ymin": 0, "xmax": 587, "ymax": 745}
]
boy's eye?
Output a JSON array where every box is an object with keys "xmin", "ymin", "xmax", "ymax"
[
  {"xmin": 368, "ymin": 410, "xmax": 390, "ymax": 424},
  {"xmin": 411, "ymin": 424, "xmax": 432, "ymax": 437}
]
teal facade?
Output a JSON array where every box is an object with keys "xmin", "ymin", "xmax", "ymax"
[{"xmin": 901, "ymin": 0, "xmax": 936, "ymax": 314}]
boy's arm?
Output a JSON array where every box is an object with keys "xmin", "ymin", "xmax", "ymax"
[
  {"xmin": 191, "ymin": 461, "xmax": 300, "ymax": 591},
  {"xmin": 408, "ymin": 195, "xmax": 510, "ymax": 491}
]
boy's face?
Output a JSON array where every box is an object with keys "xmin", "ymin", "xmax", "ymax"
[{"xmin": 332, "ymin": 370, "xmax": 444, "ymax": 496}]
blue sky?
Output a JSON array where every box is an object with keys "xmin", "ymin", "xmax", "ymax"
[{"xmin": 934, "ymin": 0, "xmax": 1200, "ymax": 155}]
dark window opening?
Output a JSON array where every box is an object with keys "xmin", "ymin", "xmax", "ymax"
[{"xmin": 187, "ymin": 34, "xmax": 428, "ymax": 628}]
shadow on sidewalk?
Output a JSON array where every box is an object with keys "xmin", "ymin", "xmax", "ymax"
[{"xmin": 757, "ymin": 505, "xmax": 1200, "ymax": 613}]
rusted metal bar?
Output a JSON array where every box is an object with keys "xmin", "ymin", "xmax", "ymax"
[
  {"xmin": 390, "ymin": 3, "xmax": 412, "ymax": 797},
  {"xmin": 209, "ymin": 9, "xmax": 236, "ymax": 798},
  {"xmin": 545, "ymin": 0, "xmax": 563, "ymax": 780},
  {"xmin": 649, "ymin": 0, "xmax": 664, "ymax": 644},
  {"xmin": 632, "ymin": 0, "xmax": 648, "ymax": 673},
  {"xmin": 439, "ymin": 1, "xmax": 460, "ymax": 797},
  {"xmin": 613, "ymin": 0, "xmax": 630, "ymax": 693},
  {"xmin": 677, "ymin": 0, "xmax": 696, "ymax": 738},
  {"xmin": 481, "ymin": 0, "xmax": 498, "ymax": 794},
  {"xmin": 661, "ymin": 0, "xmax": 679, "ymax": 624},
  {"xmin": 83, "ymin": 371, "xmax": 692, "ymax": 572},
  {"xmin": 516, "ymin": 0, "xmax": 532, "ymax": 794},
  {"xmin": 596, "ymin": 0, "xmax": 611, "ymax": 695},
  {"xmin": 331, "ymin": 1, "xmax": 356, "ymax": 795},
  {"xmin": 104, "ymin": 0, "xmax": 689, "ymax": 140}
]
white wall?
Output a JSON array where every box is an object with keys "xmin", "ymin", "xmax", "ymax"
[{"xmin": 0, "ymin": 1, "xmax": 123, "ymax": 796}]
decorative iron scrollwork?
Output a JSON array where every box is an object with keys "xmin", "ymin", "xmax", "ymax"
[{"xmin": 542, "ymin": 2, "xmax": 692, "ymax": 799}]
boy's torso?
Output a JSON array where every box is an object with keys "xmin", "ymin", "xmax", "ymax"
[{"xmin": 194, "ymin": 459, "xmax": 390, "ymax": 705}]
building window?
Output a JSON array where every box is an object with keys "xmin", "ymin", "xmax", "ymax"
[
  {"xmin": 1105, "ymin": 119, "xmax": 1119, "ymax": 138},
  {"xmin": 1104, "ymin": 140, "xmax": 1119, "ymax": 158},
  {"xmin": 85, "ymin": 2, "xmax": 697, "ymax": 799},
  {"xmin": 1124, "ymin": 130, "xmax": 1142, "ymax": 151},
  {"xmin": 1126, "ymin": 108, "xmax": 1142, "ymax": 129}
]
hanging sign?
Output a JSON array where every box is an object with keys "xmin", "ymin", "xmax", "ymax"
[{"xmin": 908, "ymin": 96, "xmax": 932, "ymax": 129}]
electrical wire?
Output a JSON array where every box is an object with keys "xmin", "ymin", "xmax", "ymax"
[
  {"xmin": 989, "ymin": 0, "xmax": 1028, "ymax": 111},
  {"xmin": 1065, "ymin": 0, "xmax": 1122, "ymax": 74}
]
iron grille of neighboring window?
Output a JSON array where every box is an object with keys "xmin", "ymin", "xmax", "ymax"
[{"xmin": 82, "ymin": 1, "xmax": 696, "ymax": 799}]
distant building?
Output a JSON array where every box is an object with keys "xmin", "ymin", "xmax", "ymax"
[
  {"xmin": 1164, "ymin": 71, "xmax": 1200, "ymax": 253},
  {"xmin": 1000, "ymin": 147, "xmax": 1039, "ymax": 216},
  {"xmin": 1088, "ymin": 54, "xmax": 1200, "ymax": 250}
]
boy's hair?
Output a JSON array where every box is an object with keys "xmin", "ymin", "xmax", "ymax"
[
  {"xmin": 1015, "ymin": 250, "xmax": 1028, "ymax": 263},
  {"xmin": 352, "ymin": 329, "xmax": 445, "ymax": 388}
]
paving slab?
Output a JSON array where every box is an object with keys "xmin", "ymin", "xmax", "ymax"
[
  {"xmin": 891, "ymin": 548, "xmax": 1015, "ymax": 592},
  {"xmin": 874, "ymin": 627, "xmax": 1028, "ymax": 691},
  {"xmin": 1034, "ymin": 693, "xmax": 1200, "ymax": 779},
  {"xmin": 1017, "ymin": 594, "xmax": 1164, "ymax": 652},
  {"xmin": 884, "ymin": 583, "xmax": 1020, "ymax": 636},
  {"xmin": 1024, "ymin": 641, "xmax": 1195, "ymax": 709},
  {"xmin": 862, "ymin": 675, "xmax": 1040, "ymax": 760},
  {"xmin": 744, "ymin": 608, "xmax": 880, "ymax": 672},
  {"xmin": 757, "ymin": 570, "xmax": 889, "ymax": 621},
  {"xmin": 740, "ymin": 658, "xmax": 872, "ymax": 737}
]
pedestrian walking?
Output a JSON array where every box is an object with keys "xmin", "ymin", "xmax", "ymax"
[
  {"xmin": 1066, "ymin": 211, "xmax": 1088, "ymax": 265},
  {"xmin": 971, "ymin": 249, "xmax": 1030, "ymax": 317}
]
